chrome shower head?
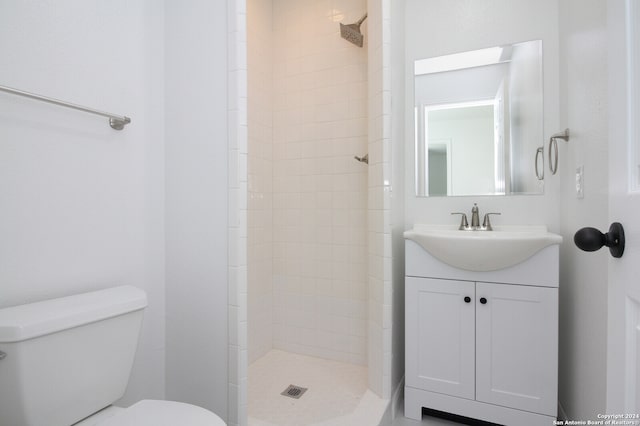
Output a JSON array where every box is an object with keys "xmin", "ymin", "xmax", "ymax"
[{"xmin": 340, "ymin": 13, "xmax": 367, "ymax": 47}]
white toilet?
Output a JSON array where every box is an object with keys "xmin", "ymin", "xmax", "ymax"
[{"xmin": 0, "ymin": 286, "xmax": 226, "ymax": 426}]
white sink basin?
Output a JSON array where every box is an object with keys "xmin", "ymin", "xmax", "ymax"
[{"xmin": 404, "ymin": 225, "xmax": 563, "ymax": 272}]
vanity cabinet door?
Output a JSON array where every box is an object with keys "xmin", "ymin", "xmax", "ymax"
[
  {"xmin": 475, "ymin": 282, "xmax": 558, "ymax": 416},
  {"xmin": 406, "ymin": 277, "xmax": 475, "ymax": 400}
]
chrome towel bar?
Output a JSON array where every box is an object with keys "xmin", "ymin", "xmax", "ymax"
[{"xmin": 0, "ymin": 84, "xmax": 131, "ymax": 130}]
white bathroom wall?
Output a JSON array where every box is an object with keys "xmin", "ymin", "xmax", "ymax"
[
  {"xmin": 0, "ymin": 0, "xmax": 166, "ymax": 404},
  {"xmin": 403, "ymin": 0, "xmax": 561, "ymax": 230},
  {"xmin": 164, "ymin": 0, "xmax": 228, "ymax": 419},
  {"xmin": 557, "ymin": 0, "xmax": 608, "ymax": 419},
  {"xmin": 270, "ymin": 0, "xmax": 369, "ymax": 365},
  {"xmin": 247, "ymin": 0, "xmax": 274, "ymax": 364}
]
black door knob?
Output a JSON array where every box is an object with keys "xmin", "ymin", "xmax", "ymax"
[
  {"xmin": 464, "ymin": 296, "xmax": 471, "ymax": 303},
  {"xmin": 574, "ymin": 222, "xmax": 625, "ymax": 258},
  {"xmin": 480, "ymin": 297, "xmax": 487, "ymax": 304}
]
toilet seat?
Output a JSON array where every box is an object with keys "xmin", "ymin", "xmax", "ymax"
[{"xmin": 98, "ymin": 400, "xmax": 226, "ymax": 426}]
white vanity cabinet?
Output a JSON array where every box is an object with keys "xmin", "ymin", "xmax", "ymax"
[{"xmin": 404, "ymin": 239, "xmax": 559, "ymax": 426}]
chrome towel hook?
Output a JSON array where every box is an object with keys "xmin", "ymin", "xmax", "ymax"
[{"xmin": 548, "ymin": 128, "xmax": 570, "ymax": 175}]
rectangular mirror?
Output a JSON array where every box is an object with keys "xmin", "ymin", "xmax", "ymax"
[{"xmin": 414, "ymin": 40, "xmax": 544, "ymax": 197}]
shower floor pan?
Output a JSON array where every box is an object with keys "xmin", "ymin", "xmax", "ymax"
[{"xmin": 248, "ymin": 350, "xmax": 386, "ymax": 426}]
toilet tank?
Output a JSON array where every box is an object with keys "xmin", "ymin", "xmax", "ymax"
[{"xmin": 0, "ymin": 286, "xmax": 147, "ymax": 426}]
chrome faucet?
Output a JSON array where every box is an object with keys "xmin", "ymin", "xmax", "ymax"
[
  {"xmin": 451, "ymin": 203, "xmax": 501, "ymax": 231},
  {"xmin": 471, "ymin": 203, "xmax": 480, "ymax": 229},
  {"xmin": 451, "ymin": 212, "xmax": 469, "ymax": 230},
  {"xmin": 482, "ymin": 212, "xmax": 501, "ymax": 231}
]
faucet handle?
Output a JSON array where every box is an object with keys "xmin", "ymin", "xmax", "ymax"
[
  {"xmin": 451, "ymin": 212, "xmax": 469, "ymax": 230},
  {"xmin": 482, "ymin": 213, "xmax": 501, "ymax": 231}
]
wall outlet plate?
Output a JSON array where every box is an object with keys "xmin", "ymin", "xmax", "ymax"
[{"xmin": 576, "ymin": 165, "xmax": 584, "ymax": 199}]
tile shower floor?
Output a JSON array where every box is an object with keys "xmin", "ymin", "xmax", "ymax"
[{"xmin": 248, "ymin": 350, "xmax": 387, "ymax": 426}]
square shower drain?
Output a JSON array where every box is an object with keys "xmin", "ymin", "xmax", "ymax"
[{"xmin": 280, "ymin": 384, "xmax": 308, "ymax": 399}]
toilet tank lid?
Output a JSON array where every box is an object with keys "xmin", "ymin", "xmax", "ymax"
[{"xmin": 0, "ymin": 286, "xmax": 147, "ymax": 343}]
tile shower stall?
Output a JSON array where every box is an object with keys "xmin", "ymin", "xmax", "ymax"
[{"xmin": 245, "ymin": 0, "xmax": 391, "ymax": 423}]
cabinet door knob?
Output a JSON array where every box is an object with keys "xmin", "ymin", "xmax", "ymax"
[
  {"xmin": 464, "ymin": 296, "xmax": 471, "ymax": 303},
  {"xmin": 480, "ymin": 297, "xmax": 487, "ymax": 304}
]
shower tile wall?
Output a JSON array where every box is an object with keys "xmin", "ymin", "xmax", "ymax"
[
  {"xmin": 229, "ymin": 0, "xmax": 249, "ymax": 422},
  {"xmin": 248, "ymin": 0, "xmax": 274, "ymax": 364},
  {"xmin": 366, "ymin": 0, "xmax": 392, "ymax": 398},
  {"xmin": 270, "ymin": 0, "xmax": 369, "ymax": 365}
]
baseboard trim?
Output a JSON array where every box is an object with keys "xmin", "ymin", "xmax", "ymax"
[{"xmin": 404, "ymin": 386, "xmax": 555, "ymax": 426}]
